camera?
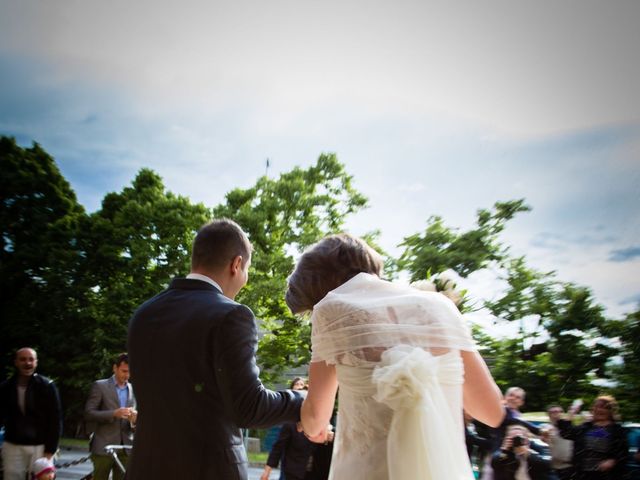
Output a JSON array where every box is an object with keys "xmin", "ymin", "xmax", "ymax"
[{"xmin": 511, "ymin": 435, "xmax": 526, "ymax": 448}]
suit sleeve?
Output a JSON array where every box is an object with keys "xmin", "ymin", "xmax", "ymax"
[
  {"xmin": 511, "ymin": 417, "xmax": 541, "ymax": 436},
  {"xmin": 214, "ymin": 304, "xmax": 303, "ymax": 428},
  {"xmin": 556, "ymin": 419, "xmax": 580, "ymax": 441},
  {"xmin": 84, "ymin": 382, "xmax": 116, "ymax": 424},
  {"xmin": 45, "ymin": 380, "xmax": 63, "ymax": 455}
]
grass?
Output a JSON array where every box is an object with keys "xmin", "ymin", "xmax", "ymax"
[
  {"xmin": 60, "ymin": 437, "xmax": 89, "ymax": 449},
  {"xmin": 248, "ymin": 451, "xmax": 268, "ymax": 464}
]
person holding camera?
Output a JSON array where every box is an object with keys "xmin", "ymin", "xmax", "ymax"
[
  {"xmin": 480, "ymin": 387, "xmax": 542, "ymax": 480},
  {"xmin": 492, "ymin": 425, "xmax": 550, "ymax": 480}
]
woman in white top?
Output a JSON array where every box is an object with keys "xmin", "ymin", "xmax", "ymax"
[{"xmin": 286, "ymin": 234, "xmax": 505, "ymax": 480}]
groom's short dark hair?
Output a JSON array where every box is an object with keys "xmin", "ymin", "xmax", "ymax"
[
  {"xmin": 286, "ymin": 234, "xmax": 383, "ymax": 314},
  {"xmin": 192, "ymin": 219, "xmax": 252, "ymax": 271}
]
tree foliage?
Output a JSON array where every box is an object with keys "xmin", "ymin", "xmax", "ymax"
[
  {"xmin": 398, "ymin": 200, "xmax": 632, "ymax": 416},
  {"xmin": 486, "ymin": 271, "xmax": 617, "ymax": 410},
  {"xmin": 76, "ymin": 169, "xmax": 211, "ymax": 379},
  {"xmin": 2, "ymin": 134, "xmax": 637, "ymax": 432},
  {"xmin": 1, "ymin": 137, "xmax": 213, "ymax": 431},
  {"xmin": 605, "ymin": 308, "xmax": 640, "ymax": 419},
  {"xmin": 212, "ymin": 153, "xmax": 368, "ymax": 382},
  {"xmin": 398, "ymin": 199, "xmax": 530, "ymax": 280},
  {"xmin": 0, "ymin": 137, "xmax": 85, "ymax": 378}
]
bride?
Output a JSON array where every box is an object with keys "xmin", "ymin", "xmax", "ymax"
[{"xmin": 286, "ymin": 234, "xmax": 505, "ymax": 479}]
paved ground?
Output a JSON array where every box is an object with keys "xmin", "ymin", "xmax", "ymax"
[{"xmin": 55, "ymin": 447, "xmax": 278, "ymax": 480}]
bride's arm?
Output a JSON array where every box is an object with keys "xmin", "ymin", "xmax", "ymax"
[
  {"xmin": 461, "ymin": 350, "xmax": 504, "ymax": 427},
  {"xmin": 301, "ymin": 360, "xmax": 338, "ymax": 437}
]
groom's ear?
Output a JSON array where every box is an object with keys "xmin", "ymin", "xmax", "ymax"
[{"xmin": 230, "ymin": 255, "xmax": 243, "ymax": 275}]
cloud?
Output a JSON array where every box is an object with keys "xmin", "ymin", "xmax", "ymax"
[
  {"xmin": 620, "ymin": 293, "xmax": 640, "ymax": 307},
  {"xmin": 1, "ymin": 3, "xmax": 640, "ymax": 319},
  {"xmin": 2, "ymin": 0, "xmax": 640, "ymax": 139},
  {"xmin": 516, "ymin": 123, "xmax": 640, "ymax": 158},
  {"xmin": 397, "ymin": 182, "xmax": 426, "ymax": 194},
  {"xmin": 528, "ymin": 230, "xmax": 621, "ymax": 254},
  {"xmin": 609, "ymin": 246, "xmax": 640, "ymax": 262}
]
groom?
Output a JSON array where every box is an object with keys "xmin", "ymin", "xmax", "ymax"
[{"xmin": 127, "ymin": 219, "xmax": 303, "ymax": 479}]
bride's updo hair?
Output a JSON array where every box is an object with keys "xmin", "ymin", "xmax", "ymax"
[{"xmin": 286, "ymin": 233, "xmax": 384, "ymax": 314}]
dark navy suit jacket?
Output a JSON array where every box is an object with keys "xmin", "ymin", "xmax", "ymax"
[{"xmin": 127, "ymin": 279, "xmax": 303, "ymax": 480}]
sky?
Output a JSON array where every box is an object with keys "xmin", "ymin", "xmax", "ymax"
[{"xmin": 1, "ymin": 0, "xmax": 639, "ymax": 326}]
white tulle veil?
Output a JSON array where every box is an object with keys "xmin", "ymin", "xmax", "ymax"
[{"xmin": 310, "ymin": 272, "xmax": 476, "ymax": 365}]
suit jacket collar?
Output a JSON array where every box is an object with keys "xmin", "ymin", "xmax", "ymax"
[
  {"xmin": 185, "ymin": 273, "xmax": 222, "ymax": 292},
  {"xmin": 169, "ymin": 277, "xmax": 223, "ymax": 293}
]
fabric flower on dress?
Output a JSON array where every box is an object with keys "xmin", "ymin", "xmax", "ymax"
[{"xmin": 372, "ymin": 346, "xmax": 440, "ymax": 410}]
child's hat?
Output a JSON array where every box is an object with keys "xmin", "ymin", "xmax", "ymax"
[{"xmin": 32, "ymin": 457, "xmax": 55, "ymax": 478}]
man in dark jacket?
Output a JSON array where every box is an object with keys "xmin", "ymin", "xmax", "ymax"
[
  {"xmin": 127, "ymin": 219, "xmax": 304, "ymax": 479},
  {"xmin": 0, "ymin": 347, "xmax": 62, "ymax": 480}
]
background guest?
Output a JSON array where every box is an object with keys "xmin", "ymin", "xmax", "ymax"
[
  {"xmin": 541, "ymin": 405, "xmax": 575, "ymax": 480},
  {"xmin": 558, "ymin": 395, "xmax": 628, "ymax": 480},
  {"xmin": 0, "ymin": 347, "xmax": 62, "ymax": 480},
  {"xmin": 84, "ymin": 353, "xmax": 137, "ymax": 480},
  {"xmin": 261, "ymin": 378, "xmax": 324, "ymax": 480},
  {"xmin": 31, "ymin": 456, "xmax": 56, "ymax": 480},
  {"xmin": 492, "ymin": 425, "xmax": 550, "ymax": 480},
  {"xmin": 481, "ymin": 386, "xmax": 541, "ymax": 480}
]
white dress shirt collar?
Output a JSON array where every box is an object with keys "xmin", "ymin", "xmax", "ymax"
[{"xmin": 186, "ymin": 273, "xmax": 222, "ymax": 293}]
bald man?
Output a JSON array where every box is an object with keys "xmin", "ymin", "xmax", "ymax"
[{"xmin": 0, "ymin": 347, "xmax": 62, "ymax": 480}]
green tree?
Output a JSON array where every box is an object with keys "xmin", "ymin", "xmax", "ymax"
[
  {"xmin": 397, "ymin": 199, "xmax": 628, "ymax": 412},
  {"xmin": 397, "ymin": 199, "xmax": 530, "ymax": 281},
  {"xmin": 487, "ymin": 260, "xmax": 619, "ymax": 411},
  {"xmin": 39, "ymin": 167, "xmax": 212, "ymax": 434},
  {"xmin": 482, "ymin": 257, "xmax": 561, "ymax": 409},
  {"xmin": 606, "ymin": 307, "xmax": 640, "ymax": 419},
  {"xmin": 0, "ymin": 136, "xmax": 95, "ymax": 435},
  {"xmin": 213, "ymin": 153, "xmax": 368, "ymax": 382},
  {"xmin": 78, "ymin": 169, "xmax": 211, "ymax": 370},
  {"xmin": 0, "ymin": 136, "xmax": 85, "ymax": 378}
]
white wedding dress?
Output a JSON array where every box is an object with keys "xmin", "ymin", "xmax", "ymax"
[{"xmin": 310, "ymin": 273, "xmax": 477, "ymax": 480}]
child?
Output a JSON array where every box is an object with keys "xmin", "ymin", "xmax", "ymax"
[{"xmin": 32, "ymin": 457, "xmax": 56, "ymax": 480}]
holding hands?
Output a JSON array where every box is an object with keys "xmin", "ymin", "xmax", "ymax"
[{"xmin": 297, "ymin": 422, "xmax": 334, "ymax": 444}]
